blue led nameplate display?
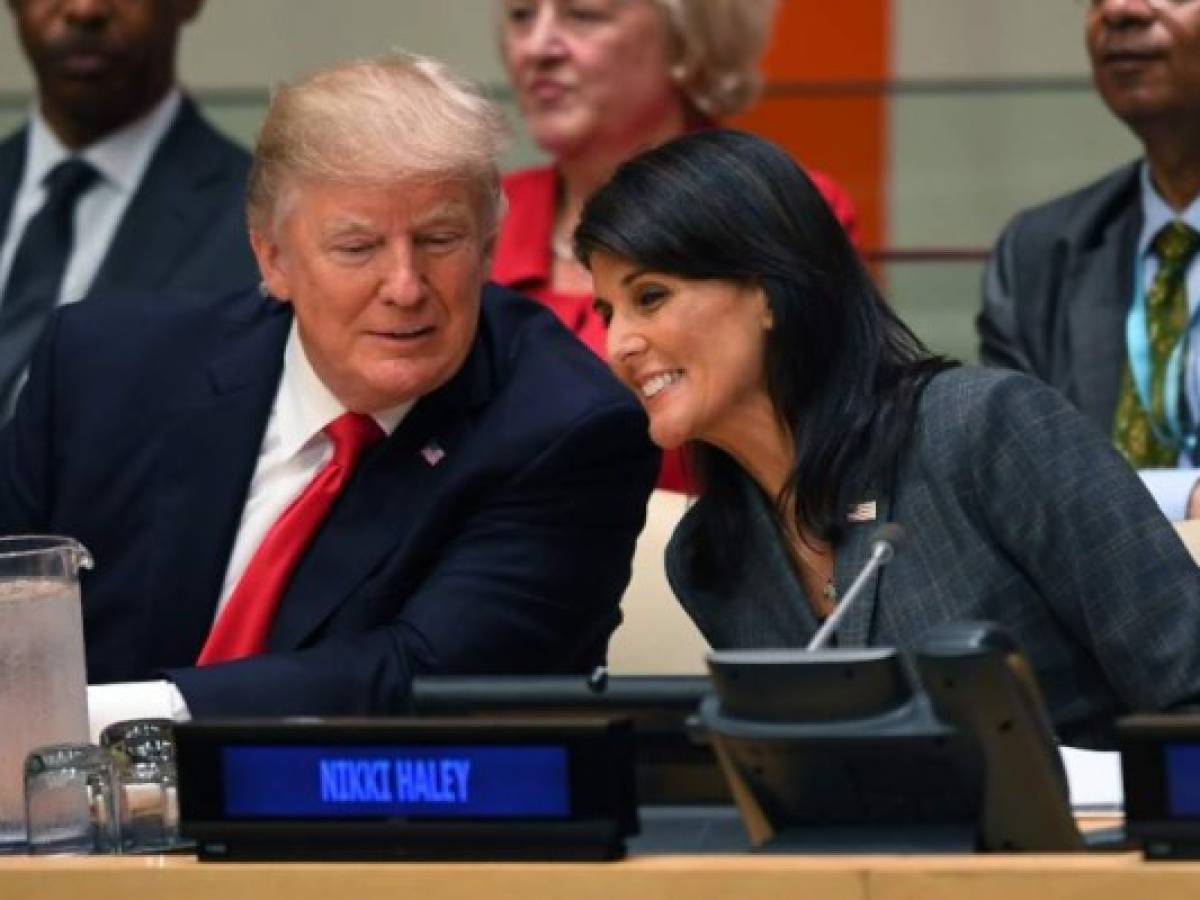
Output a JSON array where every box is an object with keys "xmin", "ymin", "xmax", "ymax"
[
  {"xmin": 222, "ymin": 744, "xmax": 569, "ymax": 819},
  {"xmin": 1165, "ymin": 743, "xmax": 1200, "ymax": 817}
]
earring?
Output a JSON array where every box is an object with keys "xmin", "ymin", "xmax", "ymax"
[{"xmin": 257, "ymin": 280, "xmax": 271, "ymax": 298}]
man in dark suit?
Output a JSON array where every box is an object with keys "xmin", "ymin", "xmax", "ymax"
[
  {"xmin": 0, "ymin": 55, "xmax": 659, "ymax": 730},
  {"xmin": 0, "ymin": 0, "xmax": 257, "ymax": 415},
  {"xmin": 979, "ymin": 0, "xmax": 1200, "ymax": 520}
]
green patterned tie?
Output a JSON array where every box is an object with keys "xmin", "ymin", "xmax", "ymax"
[{"xmin": 1113, "ymin": 220, "xmax": 1200, "ymax": 467}]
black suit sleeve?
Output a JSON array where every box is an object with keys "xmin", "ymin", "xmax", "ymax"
[
  {"xmin": 0, "ymin": 313, "xmax": 60, "ymax": 534},
  {"xmin": 166, "ymin": 401, "xmax": 659, "ymax": 717}
]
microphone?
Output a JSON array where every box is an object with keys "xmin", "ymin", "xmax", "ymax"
[
  {"xmin": 805, "ymin": 523, "xmax": 907, "ymax": 651},
  {"xmin": 586, "ymin": 665, "xmax": 609, "ymax": 692}
]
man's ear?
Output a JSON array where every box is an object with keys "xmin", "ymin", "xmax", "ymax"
[
  {"xmin": 249, "ymin": 229, "xmax": 290, "ymax": 303},
  {"xmin": 754, "ymin": 285, "xmax": 774, "ymax": 331}
]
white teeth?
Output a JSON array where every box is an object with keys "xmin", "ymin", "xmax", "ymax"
[{"xmin": 641, "ymin": 370, "xmax": 682, "ymax": 399}]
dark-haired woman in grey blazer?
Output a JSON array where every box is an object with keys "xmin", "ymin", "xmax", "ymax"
[{"xmin": 575, "ymin": 129, "xmax": 1200, "ymax": 749}]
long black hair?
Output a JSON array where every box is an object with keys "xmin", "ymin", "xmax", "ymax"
[{"xmin": 574, "ymin": 129, "xmax": 953, "ymax": 574}]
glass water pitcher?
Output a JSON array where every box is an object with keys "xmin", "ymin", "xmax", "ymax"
[{"xmin": 0, "ymin": 536, "xmax": 92, "ymax": 852}]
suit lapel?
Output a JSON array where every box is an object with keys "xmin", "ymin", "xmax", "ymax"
[
  {"xmin": 266, "ymin": 331, "xmax": 495, "ymax": 651},
  {"xmin": 0, "ymin": 130, "xmax": 26, "ymax": 244},
  {"xmin": 832, "ymin": 485, "xmax": 894, "ymax": 647},
  {"xmin": 90, "ymin": 99, "xmax": 229, "ymax": 292},
  {"xmin": 142, "ymin": 303, "xmax": 290, "ymax": 670},
  {"xmin": 1061, "ymin": 168, "xmax": 1142, "ymax": 432}
]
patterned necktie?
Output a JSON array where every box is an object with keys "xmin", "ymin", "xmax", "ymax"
[
  {"xmin": 0, "ymin": 158, "xmax": 99, "ymax": 408},
  {"xmin": 197, "ymin": 412, "xmax": 385, "ymax": 665},
  {"xmin": 1112, "ymin": 220, "xmax": 1200, "ymax": 467}
]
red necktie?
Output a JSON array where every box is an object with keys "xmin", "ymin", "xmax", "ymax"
[{"xmin": 197, "ymin": 412, "xmax": 385, "ymax": 665}]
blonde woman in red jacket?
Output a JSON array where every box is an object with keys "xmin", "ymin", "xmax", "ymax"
[{"xmin": 492, "ymin": 0, "xmax": 859, "ymax": 492}]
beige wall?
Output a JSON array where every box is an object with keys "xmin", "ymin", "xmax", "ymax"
[
  {"xmin": 0, "ymin": 1, "xmax": 545, "ymax": 168},
  {"xmin": 886, "ymin": 0, "xmax": 1141, "ymax": 361},
  {"xmin": 0, "ymin": 0, "xmax": 1149, "ymax": 363},
  {"xmin": 180, "ymin": 1, "xmax": 509, "ymax": 87},
  {"xmin": 889, "ymin": 0, "xmax": 1139, "ymax": 249},
  {"xmin": 893, "ymin": 0, "xmax": 1090, "ymax": 79},
  {"xmin": 0, "ymin": 1, "xmax": 508, "ymax": 89},
  {"xmin": 0, "ymin": 0, "xmax": 1140, "ymax": 221}
]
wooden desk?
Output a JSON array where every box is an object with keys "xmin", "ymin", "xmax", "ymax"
[{"xmin": 2, "ymin": 850, "xmax": 1199, "ymax": 900}]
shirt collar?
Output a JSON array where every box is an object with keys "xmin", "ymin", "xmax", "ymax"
[
  {"xmin": 277, "ymin": 323, "xmax": 413, "ymax": 460},
  {"xmin": 22, "ymin": 88, "xmax": 182, "ymax": 196},
  {"xmin": 1137, "ymin": 160, "xmax": 1200, "ymax": 259}
]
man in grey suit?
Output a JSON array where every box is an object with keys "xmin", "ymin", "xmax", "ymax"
[
  {"xmin": 980, "ymin": 0, "xmax": 1200, "ymax": 520},
  {"xmin": 0, "ymin": 0, "xmax": 258, "ymax": 415}
]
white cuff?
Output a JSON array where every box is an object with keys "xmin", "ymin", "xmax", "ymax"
[
  {"xmin": 86, "ymin": 680, "xmax": 192, "ymax": 744},
  {"xmin": 1138, "ymin": 468, "xmax": 1200, "ymax": 521}
]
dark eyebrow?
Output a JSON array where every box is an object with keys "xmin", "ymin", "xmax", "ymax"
[{"xmin": 620, "ymin": 267, "xmax": 649, "ymax": 287}]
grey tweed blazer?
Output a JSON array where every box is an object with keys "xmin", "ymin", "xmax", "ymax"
[{"xmin": 666, "ymin": 367, "xmax": 1200, "ymax": 748}]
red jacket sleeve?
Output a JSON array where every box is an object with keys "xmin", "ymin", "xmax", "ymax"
[{"xmin": 807, "ymin": 168, "xmax": 861, "ymax": 248}]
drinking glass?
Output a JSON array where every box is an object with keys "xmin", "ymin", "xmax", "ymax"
[
  {"xmin": 100, "ymin": 719, "xmax": 184, "ymax": 852},
  {"xmin": 24, "ymin": 744, "xmax": 120, "ymax": 855}
]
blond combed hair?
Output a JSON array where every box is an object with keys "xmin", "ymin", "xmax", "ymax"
[
  {"xmin": 656, "ymin": 0, "xmax": 778, "ymax": 118},
  {"xmin": 247, "ymin": 53, "xmax": 509, "ymax": 236}
]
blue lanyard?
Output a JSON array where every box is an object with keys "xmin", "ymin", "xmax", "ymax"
[{"xmin": 1125, "ymin": 254, "xmax": 1200, "ymax": 454}]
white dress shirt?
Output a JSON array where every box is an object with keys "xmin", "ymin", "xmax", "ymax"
[
  {"xmin": 0, "ymin": 89, "xmax": 182, "ymax": 310},
  {"xmin": 86, "ymin": 324, "xmax": 412, "ymax": 739},
  {"xmin": 1133, "ymin": 163, "xmax": 1200, "ymax": 520}
]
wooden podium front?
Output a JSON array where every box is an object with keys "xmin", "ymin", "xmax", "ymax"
[{"xmin": 2, "ymin": 851, "xmax": 1199, "ymax": 900}]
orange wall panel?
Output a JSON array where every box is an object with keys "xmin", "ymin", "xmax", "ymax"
[
  {"xmin": 729, "ymin": 0, "xmax": 890, "ymax": 252},
  {"xmin": 759, "ymin": 0, "xmax": 889, "ymax": 81}
]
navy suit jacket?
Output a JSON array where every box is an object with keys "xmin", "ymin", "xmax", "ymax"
[
  {"xmin": 0, "ymin": 95, "xmax": 258, "ymax": 296},
  {"xmin": 0, "ymin": 284, "xmax": 659, "ymax": 718}
]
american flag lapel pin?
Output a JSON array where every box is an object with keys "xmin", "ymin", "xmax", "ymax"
[
  {"xmin": 847, "ymin": 500, "xmax": 877, "ymax": 523},
  {"xmin": 420, "ymin": 441, "xmax": 445, "ymax": 467}
]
